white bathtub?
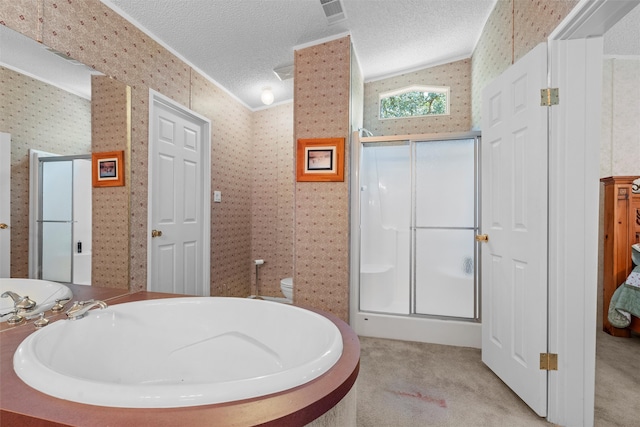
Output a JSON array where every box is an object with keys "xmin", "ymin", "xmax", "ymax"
[
  {"xmin": 14, "ymin": 297, "xmax": 343, "ymax": 408},
  {"xmin": 1, "ymin": 278, "xmax": 72, "ymax": 321}
]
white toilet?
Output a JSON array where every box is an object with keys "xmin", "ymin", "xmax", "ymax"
[{"xmin": 280, "ymin": 277, "xmax": 293, "ymax": 301}]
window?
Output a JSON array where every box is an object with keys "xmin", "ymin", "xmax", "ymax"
[{"xmin": 379, "ymin": 85, "xmax": 450, "ymax": 119}]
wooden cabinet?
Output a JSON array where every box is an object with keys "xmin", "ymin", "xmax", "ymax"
[{"xmin": 601, "ymin": 176, "xmax": 640, "ymax": 337}]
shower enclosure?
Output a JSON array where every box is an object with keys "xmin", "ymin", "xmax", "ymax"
[
  {"xmin": 36, "ymin": 155, "xmax": 92, "ymax": 284},
  {"xmin": 352, "ymin": 132, "xmax": 481, "ymax": 346}
]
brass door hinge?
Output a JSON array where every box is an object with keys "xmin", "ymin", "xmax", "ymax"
[
  {"xmin": 540, "ymin": 353, "xmax": 558, "ymax": 371},
  {"xmin": 540, "ymin": 88, "xmax": 559, "ymax": 106}
]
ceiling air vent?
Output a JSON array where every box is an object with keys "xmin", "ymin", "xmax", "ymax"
[
  {"xmin": 320, "ymin": 0, "xmax": 346, "ymax": 24},
  {"xmin": 273, "ymin": 64, "xmax": 294, "ymax": 81}
]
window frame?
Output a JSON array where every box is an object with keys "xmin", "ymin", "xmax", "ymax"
[{"xmin": 378, "ymin": 85, "xmax": 451, "ymax": 120}]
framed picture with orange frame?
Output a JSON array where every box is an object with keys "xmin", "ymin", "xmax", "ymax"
[
  {"xmin": 296, "ymin": 138, "xmax": 344, "ymax": 182},
  {"xmin": 92, "ymin": 150, "xmax": 124, "ymax": 187}
]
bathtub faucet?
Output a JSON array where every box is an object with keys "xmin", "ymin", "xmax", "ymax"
[
  {"xmin": 1, "ymin": 291, "xmax": 36, "ymax": 311},
  {"xmin": 66, "ymin": 300, "xmax": 108, "ymax": 320}
]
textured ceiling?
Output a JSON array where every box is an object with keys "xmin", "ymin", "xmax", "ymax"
[
  {"xmin": 604, "ymin": 2, "xmax": 640, "ymax": 56},
  {"xmin": 102, "ymin": 0, "xmax": 497, "ymax": 110}
]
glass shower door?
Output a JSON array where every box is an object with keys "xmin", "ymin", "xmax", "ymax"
[
  {"xmin": 413, "ymin": 138, "xmax": 477, "ymax": 318},
  {"xmin": 40, "ymin": 159, "xmax": 73, "ymax": 283},
  {"xmin": 359, "ymin": 142, "xmax": 411, "ymax": 314}
]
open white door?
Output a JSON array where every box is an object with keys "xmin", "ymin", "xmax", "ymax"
[
  {"xmin": 148, "ymin": 91, "xmax": 211, "ymax": 296},
  {"xmin": 0, "ymin": 133, "xmax": 10, "ymax": 278},
  {"xmin": 480, "ymin": 43, "xmax": 548, "ymax": 416}
]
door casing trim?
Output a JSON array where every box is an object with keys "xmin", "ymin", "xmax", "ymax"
[
  {"xmin": 546, "ymin": 0, "xmax": 639, "ymax": 425},
  {"xmin": 147, "ymin": 90, "xmax": 211, "ymax": 296}
]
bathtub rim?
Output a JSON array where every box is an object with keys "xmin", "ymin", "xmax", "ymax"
[
  {"xmin": 13, "ymin": 296, "xmax": 346, "ymax": 408},
  {"xmin": 0, "ymin": 291, "xmax": 360, "ymax": 427}
]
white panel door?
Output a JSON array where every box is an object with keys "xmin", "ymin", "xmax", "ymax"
[
  {"xmin": 149, "ymin": 96, "xmax": 209, "ymax": 296},
  {"xmin": 481, "ymin": 43, "xmax": 548, "ymax": 416},
  {"xmin": 0, "ymin": 133, "xmax": 10, "ymax": 278}
]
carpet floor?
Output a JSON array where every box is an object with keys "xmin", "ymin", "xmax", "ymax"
[{"xmin": 356, "ymin": 331, "xmax": 640, "ymax": 426}]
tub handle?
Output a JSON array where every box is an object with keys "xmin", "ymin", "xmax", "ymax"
[
  {"xmin": 0, "ymin": 309, "xmax": 25, "ymax": 325},
  {"xmin": 51, "ymin": 298, "xmax": 71, "ymax": 313}
]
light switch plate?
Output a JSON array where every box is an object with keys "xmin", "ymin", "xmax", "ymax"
[{"xmin": 214, "ymin": 190, "xmax": 222, "ymax": 203}]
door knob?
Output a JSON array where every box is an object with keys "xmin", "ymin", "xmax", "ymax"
[
  {"xmin": 151, "ymin": 229, "xmax": 163, "ymax": 238},
  {"xmin": 0, "ymin": 223, "xmax": 8, "ymax": 229},
  {"xmin": 475, "ymin": 234, "xmax": 489, "ymax": 242}
]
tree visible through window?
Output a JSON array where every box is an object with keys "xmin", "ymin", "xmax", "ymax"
[{"xmin": 379, "ymin": 85, "xmax": 449, "ymax": 119}]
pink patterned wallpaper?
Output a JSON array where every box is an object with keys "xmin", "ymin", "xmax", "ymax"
[
  {"xmin": 0, "ymin": 0, "xmax": 41, "ymax": 42},
  {"xmin": 2, "ymin": 0, "xmax": 254, "ymax": 296},
  {"xmin": 39, "ymin": 0, "xmax": 193, "ymax": 292},
  {"xmin": 513, "ymin": 0, "xmax": 579, "ymax": 62},
  {"xmin": 190, "ymin": 73, "xmax": 254, "ymax": 298},
  {"xmin": 251, "ymin": 103, "xmax": 295, "ymax": 298},
  {"xmin": 471, "ymin": 0, "xmax": 512, "ymax": 129},
  {"xmin": 363, "ymin": 59, "xmax": 472, "ymax": 136},
  {"xmin": 91, "ymin": 75, "xmax": 130, "ymax": 289},
  {"xmin": 0, "ymin": 66, "xmax": 91, "ymax": 279},
  {"xmin": 294, "ymin": 37, "xmax": 351, "ymax": 321},
  {"xmin": 471, "ymin": 0, "xmax": 579, "ymax": 128},
  {"xmin": 41, "ymin": 0, "xmax": 191, "ymax": 106}
]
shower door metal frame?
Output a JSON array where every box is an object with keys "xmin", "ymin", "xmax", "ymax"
[
  {"xmin": 410, "ymin": 133, "xmax": 481, "ymax": 322},
  {"xmin": 359, "ymin": 139, "xmax": 412, "ymax": 315},
  {"xmin": 37, "ymin": 154, "xmax": 91, "ymax": 284},
  {"xmin": 357, "ymin": 131, "xmax": 481, "ymax": 323}
]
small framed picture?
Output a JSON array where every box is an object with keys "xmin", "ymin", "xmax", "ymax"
[
  {"xmin": 296, "ymin": 138, "xmax": 344, "ymax": 182},
  {"xmin": 92, "ymin": 151, "xmax": 124, "ymax": 187}
]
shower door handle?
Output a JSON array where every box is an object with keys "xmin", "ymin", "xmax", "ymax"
[{"xmin": 475, "ymin": 234, "xmax": 489, "ymax": 242}]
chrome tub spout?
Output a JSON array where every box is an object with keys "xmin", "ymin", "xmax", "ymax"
[
  {"xmin": 66, "ymin": 300, "xmax": 108, "ymax": 320},
  {"xmin": 1, "ymin": 291, "xmax": 36, "ymax": 311}
]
